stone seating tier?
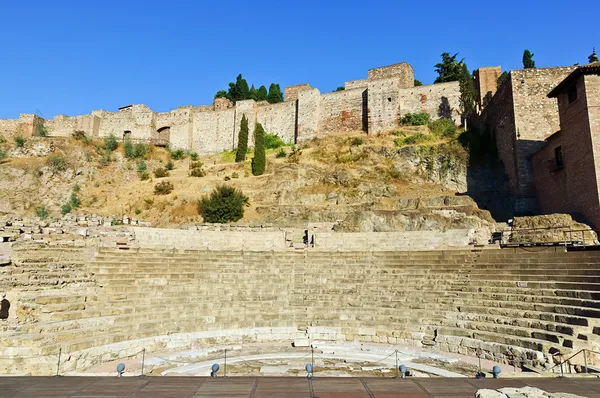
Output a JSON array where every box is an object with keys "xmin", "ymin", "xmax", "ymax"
[{"xmin": 2, "ymin": 247, "xmax": 600, "ymax": 374}]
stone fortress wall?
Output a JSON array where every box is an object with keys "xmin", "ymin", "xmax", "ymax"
[
  {"xmin": 478, "ymin": 66, "xmax": 577, "ymax": 213},
  {"xmin": 0, "ymin": 62, "xmax": 460, "ymax": 154}
]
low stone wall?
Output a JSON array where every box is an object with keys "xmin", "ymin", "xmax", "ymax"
[{"xmin": 131, "ymin": 227, "xmax": 480, "ymax": 251}]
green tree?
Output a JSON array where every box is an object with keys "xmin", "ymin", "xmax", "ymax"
[
  {"xmin": 249, "ymin": 84, "xmax": 258, "ymax": 101},
  {"xmin": 198, "ymin": 185, "xmax": 249, "ymax": 223},
  {"xmin": 497, "ymin": 71, "xmax": 510, "ymax": 89},
  {"xmin": 589, "ymin": 48, "xmax": 599, "ymax": 63},
  {"xmin": 215, "ymin": 90, "xmax": 229, "ymax": 100},
  {"xmin": 267, "ymin": 83, "xmax": 284, "ymax": 103},
  {"xmin": 434, "ymin": 53, "xmax": 463, "ymax": 83},
  {"xmin": 414, "ymin": 79, "xmax": 423, "ymax": 87},
  {"xmin": 523, "ymin": 50, "xmax": 536, "ymax": 69},
  {"xmin": 252, "ymin": 122, "xmax": 266, "ymax": 175},
  {"xmin": 235, "ymin": 114, "xmax": 249, "ymax": 162},
  {"xmin": 334, "ymin": 86, "xmax": 345, "ymax": 92},
  {"xmin": 257, "ymin": 85, "xmax": 268, "ymax": 101},
  {"xmin": 237, "ymin": 74, "xmax": 250, "ymax": 100},
  {"xmin": 458, "ymin": 64, "xmax": 477, "ymax": 119}
]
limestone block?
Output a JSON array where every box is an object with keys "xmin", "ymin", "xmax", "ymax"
[
  {"xmin": 498, "ymin": 387, "xmax": 549, "ymax": 398},
  {"xmin": 292, "ymin": 337, "xmax": 310, "ymax": 347},
  {"xmin": 476, "ymin": 390, "xmax": 508, "ymax": 398}
]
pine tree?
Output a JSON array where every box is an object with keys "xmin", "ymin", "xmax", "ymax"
[
  {"xmin": 589, "ymin": 48, "xmax": 599, "ymax": 63},
  {"xmin": 257, "ymin": 85, "xmax": 268, "ymax": 101},
  {"xmin": 235, "ymin": 114, "xmax": 249, "ymax": 163},
  {"xmin": 434, "ymin": 53, "xmax": 463, "ymax": 83},
  {"xmin": 523, "ymin": 50, "xmax": 536, "ymax": 69},
  {"xmin": 267, "ymin": 83, "xmax": 284, "ymax": 103},
  {"xmin": 252, "ymin": 122, "xmax": 266, "ymax": 176}
]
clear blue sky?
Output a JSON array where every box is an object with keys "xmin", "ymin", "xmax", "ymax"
[{"xmin": 1, "ymin": 0, "xmax": 598, "ymax": 119}]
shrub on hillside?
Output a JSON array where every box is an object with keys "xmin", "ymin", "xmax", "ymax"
[
  {"xmin": 139, "ymin": 171, "xmax": 150, "ymax": 181},
  {"xmin": 350, "ymin": 137, "xmax": 364, "ymax": 146},
  {"xmin": 190, "ymin": 152, "xmax": 199, "ymax": 161},
  {"xmin": 104, "ymin": 134, "xmax": 118, "ymax": 152},
  {"xmin": 276, "ymin": 148, "xmax": 286, "ymax": 158},
  {"xmin": 189, "ymin": 161, "xmax": 203, "ymax": 169},
  {"xmin": 14, "ymin": 136, "xmax": 25, "ymax": 148},
  {"xmin": 72, "ymin": 130, "xmax": 88, "ymax": 142},
  {"xmin": 154, "ymin": 181, "xmax": 174, "ymax": 195},
  {"xmin": 154, "ymin": 167, "xmax": 169, "ymax": 178},
  {"xmin": 428, "ymin": 118, "xmax": 457, "ymax": 138},
  {"xmin": 189, "ymin": 168, "xmax": 206, "ymax": 177},
  {"xmin": 35, "ymin": 122, "xmax": 48, "ymax": 137},
  {"xmin": 170, "ymin": 148, "xmax": 186, "ymax": 160},
  {"xmin": 0, "ymin": 147, "xmax": 5, "ymax": 161},
  {"xmin": 198, "ymin": 185, "xmax": 249, "ymax": 223},
  {"xmin": 264, "ymin": 133, "xmax": 286, "ymax": 149},
  {"xmin": 47, "ymin": 154, "xmax": 67, "ymax": 172},
  {"xmin": 61, "ymin": 190, "xmax": 81, "ymax": 215},
  {"xmin": 166, "ymin": 160, "xmax": 175, "ymax": 170},
  {"xmin": 35, "ymin": 206, "xmax": 49, "ymax": 219},
  {"xmin": 137, "ymin": 159, "xmax": 147, "ymax": 173},
  {"xmin": 400, "ymin": 112, "xmax": 430, "ymax": 126}
]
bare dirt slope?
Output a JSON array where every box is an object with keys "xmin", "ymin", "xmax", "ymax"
[{"xmin": 0, "ymin": 129, "xmax": 494, "ymax": 232}]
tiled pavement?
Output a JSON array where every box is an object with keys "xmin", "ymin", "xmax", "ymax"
[{"xmin": 1, "ymin": 377, "xmax": 600, "ymax": 398}]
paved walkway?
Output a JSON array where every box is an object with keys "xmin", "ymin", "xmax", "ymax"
[{"xmin": 1, "ymin": 377, "xmax": 600, "ymax": 397}]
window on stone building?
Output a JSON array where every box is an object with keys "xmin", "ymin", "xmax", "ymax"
[
  {"xmin": 554, "ymin": 146, "xmax": 564, "ymax": 169},
  {"xmin": 567, "ymin": 85, "xmax": 577, "ymax": 104},
  {"xmin": 123, "ymin": 130, "xmax": 132, "ymax": 141}
]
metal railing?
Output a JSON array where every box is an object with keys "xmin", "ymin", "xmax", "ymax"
[
  {"xmin": 547, "ymin": 348, "xmax": 600, "ymax": 376},
  {"xmin": 500, "ymin": 226, "xmax": 599, "ymax": 247}
]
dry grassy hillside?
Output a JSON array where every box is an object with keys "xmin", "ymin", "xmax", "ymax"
[{"xmin": 0, "ymin": 127, "xmax": 495, "ymax": 231}]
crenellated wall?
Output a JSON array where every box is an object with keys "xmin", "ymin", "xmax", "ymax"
[{"xmin": 0, "ymin": 61, "xmax": 462, "ymax": 152}]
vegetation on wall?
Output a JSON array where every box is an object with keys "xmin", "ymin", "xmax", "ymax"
[
  {"xmin": 334, "ymin": 86, "xmax": 345, "ymax": 92},
  {"xmin": 235, "ymin": 114, "xmax": 249, "ymax": 162},
  {"xmin": 214, "ymin": 74, "xmax": 284, "ymax": 104},
  {"xmin": 414, "ymin": 79, "xmax": 423, "ymax": 86},
  {"xmin": 588, "ymin": 48, "xmax": 598, "ymax": 63},
  {"xmin": 497, "ymin": 71, "xmax": 509, "ymax": 89},
  {"xmin": 34, "ymin": 121, "xmax": 48, "ymax": 137},
  {"xmin": 252, "ymin": 122, "xmax": 266, "ymax": 176},
  {"xmin": 198, "ymin": 185, "xmax": 249, "ymax": 223}
]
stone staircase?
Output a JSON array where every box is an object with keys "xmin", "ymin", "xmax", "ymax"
[{"xmin": 2, "ymin": 246, "xmax": 600, "ymax": 374}]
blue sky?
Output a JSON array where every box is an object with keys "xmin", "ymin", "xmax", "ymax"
[{"xmin": 1, "ymin": 0, "xmax": 598, "ymax": 119}]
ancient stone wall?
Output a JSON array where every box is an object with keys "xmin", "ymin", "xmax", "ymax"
[
  {"xmin": 368, "ymin": 62, "xmax": 414, "ymax": 88},
  {"xmin": 318, "ymin": 88, "xmax": 366, "ymax": 133},
  {"xmin": 397, "ymin": 82, "xmax": 461, "ymax": 124},
  {"xmin": 533, "ymin": 74, "xmax": 600, "ymax": 229},
  {"xmin": 283, "ymin": 84, "xmax": 312, "ymax": 103},
  {"xmin": 0, "ymin": 119, "xmax": 20, "ymax": 140},
  {"xmin": 132, "ymin": 227, "xmax": 477, "ymax": 251},
  {"xmin": 480, "ymin": 76, "xmax": 518, "ymax": 195},
  {"xmin": 0, "ymin": 62, "xmax": 461, "ymax": 151},
  {"xmin": 256, "ymin": 101, "xmax": 296, "ymax": 144},
  {"xmin": 296, "ymin": 88, "xmax": 321, "ymax": 141},
  {"xmin": 474, "ymin": 66, "xmax": 502, "ymax": 110},
  {"xmin": 368, "ymin": 77, "xmax": 402, "ymax": 134}
]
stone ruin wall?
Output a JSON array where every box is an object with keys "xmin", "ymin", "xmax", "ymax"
[
  {"xmin": 0, "ymin": 62, "xmax": 461, "ymax": 153},
  {"xmin": 480, "ymin": 66, "xmax": 576, "ymax": 213}
]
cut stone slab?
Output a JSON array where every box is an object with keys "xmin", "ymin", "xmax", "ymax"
[{"xmin": 293, "ymin": 337, "xmax": 310, "ymax": 347}]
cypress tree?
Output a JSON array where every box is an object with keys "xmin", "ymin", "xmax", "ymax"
[
  {"xmin": 523, "ymin": 50, "xmax": 536, "ymax": 69},
  {"xmin": 235, "ymin": 114, "xmax": 249, "ymax": 162},
  {"xmin": 252, "ymin": 122, "xmax": 266, "ymax": 176},
  {"xmin": 267, "ymin": 83, "xmax": 284, "ymax": 104},
  {"xmin": 257, "ymin": 85, "xmax": 268, "ymax": 101},
  {"xmin": 458, "ymin": 63, "xmax": 477, "ymax": 119},
  {"xmin": 249, "ymin": 84, "xmax": 258, "ymax": 101},
  {"xmin": 238, "ymin": 74, "xmax": 250, "ymax": 100}
]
